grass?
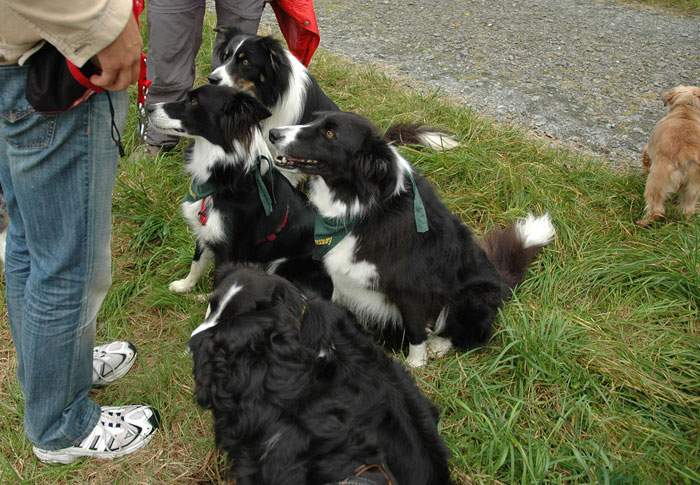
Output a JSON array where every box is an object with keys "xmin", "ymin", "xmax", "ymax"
[
  {"xmin": 1, "ymin": 16, "xmax": 699, "ymax": 484},
  {"xmin": 627, "ymin": 0, "xmax": 700, "ymax": 13}
]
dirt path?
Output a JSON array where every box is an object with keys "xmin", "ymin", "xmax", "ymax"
[{"xmin": 260, "ymin": 1, "xmax": 699, "ymax": 167}]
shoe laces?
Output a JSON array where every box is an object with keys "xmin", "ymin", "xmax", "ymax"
[
  {"xmin": 93, "ymin": 347, "xmax": 124, "ymax": 378},
  {"xmin": 82, "ymin": 409, "xmax": 138, "ymax": 451}
]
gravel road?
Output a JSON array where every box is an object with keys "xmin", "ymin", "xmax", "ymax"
[{"xmin": 259, "ymin": 1, "xmax": 699, "ymax": 167}]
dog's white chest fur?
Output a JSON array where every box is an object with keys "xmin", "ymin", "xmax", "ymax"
[
  {"xmin": 181, "ymin": 199, "xmax": 225, "ymax": 244},
  {"xmin": 323, "ymin": 234, "xmax": 402, "ymax": 326}
]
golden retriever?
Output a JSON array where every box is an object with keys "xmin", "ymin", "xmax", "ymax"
[{"xmin": 637, "ymin": 85, "xmax": 700, "ymax": 226}]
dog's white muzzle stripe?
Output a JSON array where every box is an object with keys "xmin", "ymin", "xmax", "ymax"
[{"xmin": 190, "ymin": 284, "xmax": 243, "ymax": 337}]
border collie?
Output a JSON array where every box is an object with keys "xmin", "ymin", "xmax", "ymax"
[
  {"xmin": 269, "ymin": 112, "xmax": 556, "ymax": 367},
  {"xmin": 189, "ymin": 265, "xmax": 453, "ymax": 485},
  {"xmin": 147, "ymin": 84, "xmax": 331, "ymax": 298},
  {"xmin": 208, "ymin": 27, "xmax": 458, "ymax": 182}
]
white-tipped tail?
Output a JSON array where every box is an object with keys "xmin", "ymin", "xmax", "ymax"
[
  {"xmin": 417, "ymin": 132, "xmax": 460, "ymax": 151},
  {"xmin": 515, "ymin": 213, "xmax": 556, "ymax": 249}
]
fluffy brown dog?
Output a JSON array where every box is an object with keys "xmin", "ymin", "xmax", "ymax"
[{"xmin": 637, "ymin": 85, "xmax": 700, "ymax": 226}]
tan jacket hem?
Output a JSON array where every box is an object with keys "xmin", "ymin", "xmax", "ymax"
[{"xmin": 0, "ymin": 0, "xmax": 132, "ymax": 67}]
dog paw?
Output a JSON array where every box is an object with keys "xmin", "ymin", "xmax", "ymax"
[
  {"xmin": 428, "ymin": 336, "xmax": 453, "ymax": 357},
  {"xmin": 406, "ymin": 355, "xmax": 427, "ymax": 368},
  {"xmin": 407, "ymin": 343, "xmax": 428, "ymax": 368},
  {"xmin": 169, "ymin": 279, "xmax": 194, "ymax": 293}
]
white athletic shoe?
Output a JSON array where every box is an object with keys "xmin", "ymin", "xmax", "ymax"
[
  {"xmin": 33, "ymin": 405, "xmax": 160, "ymax": 464},
  {"xmin": 92, "ymin": 341, "xmax": 137, "ymax": 387}
]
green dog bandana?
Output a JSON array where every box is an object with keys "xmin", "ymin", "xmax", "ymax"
[{"xmin": 312, "ymin": 169, "xmax": 429, "ymax": 259}]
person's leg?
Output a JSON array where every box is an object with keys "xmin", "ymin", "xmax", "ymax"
[
  {"xmin": 0, "ymin": 64, "xmax": 126, "ymax": 450},
  {"xmin": 0, "ymin": 72, "xmax": 31, "ymax": 391},
  {"xmin": 146, "ymin": 0, "xmax": 206, "ymax": 148},
  {"xmin": 212, "ymin": 0, "xmax": 265, "ymax": 69}
]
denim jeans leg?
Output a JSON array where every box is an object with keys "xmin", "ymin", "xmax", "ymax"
[
  {"xmin": 0, "ymin": 64, "xmax": 127, "ymax": 450},
  {"xmin": 0, "ymin": 157, "xmax": 30, "ymax": 389}
]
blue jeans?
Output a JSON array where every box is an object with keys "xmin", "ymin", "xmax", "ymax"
[{"xmin": 0, "ymin": 64, "xmax": 127, "ymax": 450}]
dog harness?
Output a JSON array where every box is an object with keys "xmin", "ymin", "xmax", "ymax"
[
  {"xmin": 313, "ymin": 170, "xmax": 429, "ymax": 260},
  {"xmin": 255, "ymin": 205, "xmax": 290, "ymax": 245},
  {"xmin": 254, "ymin": 155, "xmax": 275, "ymax": 216},
  {"xmin": 183, "ymin": 155, "xmax": 276, "ymax": 226},
  {"xmin": 184, "ymin": 180, "xmax": 217, "ymax": 226}
]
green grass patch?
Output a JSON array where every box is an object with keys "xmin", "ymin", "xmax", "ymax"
[
  {"xmin": 625, "ymin": 0, "xmax": 700, "ymax": 13},
  {"xmin": 1, "ymin": 17, "xmax": 699, "ymax": 484}
]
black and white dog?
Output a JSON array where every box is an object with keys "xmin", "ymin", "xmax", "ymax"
[
  {"xmin": 208, "ymin": 27, "xmax": 458, "ymax": 184},
  {"xmin": 189, "ymin": 265, "xmax": 453, "ymax": 485},
  {"xmin": 269, "ymin": 112, "xmax": 556, "ymax": 367},
  {"xmin": 147, "ymin": 84, "xmax": 331, "ymax": 297}
]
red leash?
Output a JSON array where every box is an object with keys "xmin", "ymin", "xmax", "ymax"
[
  {"xmin": 133, "ymin": 0, "xmax": 152, "ymax": 142},
  {"xmin": 63, "ymin": 0, "xmax": 151, "ymax": 141}
]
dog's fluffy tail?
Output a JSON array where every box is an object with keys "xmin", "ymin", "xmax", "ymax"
[
  {"xmin": 481, "ymin": 213, "xmax": 555, "ymax": 289},
  {"xmin": 383, "ymin": 123, "xmax": 459, "ymax": 151}
]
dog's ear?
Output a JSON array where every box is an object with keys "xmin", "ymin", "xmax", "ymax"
[
  {"xmin": 241, "ymin": 94, "xmax": 272, "ymax": 123},
  {"xmin": 271, "ymin": 281, "xmax": 308, "ymax": 323},
  {"xmin": 662, "ymin": 87, "xmax": 681, "ymax": 107},
  {"xmin": 257, "ymin": 35, "xmax": 285, "ymax": 67},
  {"xmin": 225, "ymin": 92, "xmax": 271, "ymax": 124},
  {"xmin": 272, "ymin": 283, "xmax": 294, "ymax": 306},
  {"xmin": 219, "ymin": 93, "xmax": 270, "ymax": 151},
  {"xmin": 661, "ymin": 86, "xmax": 700, "ymax": 109},
  {"xmin": 214, "ymin": 26, "xmax": 244, "ymax": 62},
  {"xmin": 356, "ymin": 135, "xmax": 394, "ymax": 185}
]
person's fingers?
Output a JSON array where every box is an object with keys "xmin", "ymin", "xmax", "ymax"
[
  {"xmin": 90, "ymin": 67, "xmax": 118, "ymax": 89},
  {"xmin": 91, "ymin": 15, "xmax": 142, "ymax": 91},
  {"xmin": 111, "ymin": 67, "xmax": 134, "ymax": 91}
]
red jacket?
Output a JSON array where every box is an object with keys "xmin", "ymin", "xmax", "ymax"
[{"xmin": 270, "ymin": 0, "xmax": 319, "ymax": 67}]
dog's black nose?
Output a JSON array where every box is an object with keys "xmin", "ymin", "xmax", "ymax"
[
  {"xmin": 208, "ymin": 74, "xmax": 221, "ymax": 85},
  {"xmin": 269, "ymin": 129, "xmax": 282, "ymax": 144}
]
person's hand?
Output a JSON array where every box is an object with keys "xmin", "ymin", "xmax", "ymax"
[{"xmin": 90, "ymin": 15, "xmax": 142, "ymax": 91}]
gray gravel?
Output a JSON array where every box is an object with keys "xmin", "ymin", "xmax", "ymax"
[{"xmin": 259, "ymin": 1, "xmax": 699, "ymax": 168}]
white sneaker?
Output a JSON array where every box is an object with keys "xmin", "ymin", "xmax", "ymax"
[
  {"xmin": 92, "ymin": 341, "xmax": 137, "ymax": 387},
  {"xmin": 33, "ymin": 405, "xmax": 160, "ymax": 464}
]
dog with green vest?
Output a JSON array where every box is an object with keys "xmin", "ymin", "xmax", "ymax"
[
  {"xmin": 147, "ymin": 84, "xmax": 332, "ymax": 298},
  {"xmin": 270, "ymin": 111, "xmax": 556, "ymax": 367}
]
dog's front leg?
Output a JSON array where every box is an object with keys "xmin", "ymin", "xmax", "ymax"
[
  {"xmin": 169, "ymin": 242, "xmax": 213, "ymax": 293},
  {"xmin": 399, "ymin": 301, "xmax": 430, "ymax": 368}
]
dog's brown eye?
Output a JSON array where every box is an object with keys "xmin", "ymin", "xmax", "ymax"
[
  {"xmin": 325, "ymin": 129, "xmax": 336, "ymax": 140},
  {"xmin": 242, "ymin": 59, "xmax": 249, "ymax": 66}
]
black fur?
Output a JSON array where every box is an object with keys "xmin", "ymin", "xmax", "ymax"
[
  {"xmin": 209, "ymin": 28, "xmax": 456, "ymax": 151},
  {"xmin": 269, "ymin": 112, "xmax": 551, "ymax": 354},
  {"xmin": 148, "ymin": 85, "xmax": 332, "ymax": 297},
  {"xmin": 211, "ymin": 26, "xmax": 337, "ymax": 122},
  {"xmin": 189, "ymin": 265, "xmax": 453, "ymax": 485}
]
